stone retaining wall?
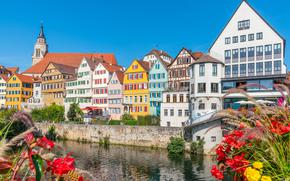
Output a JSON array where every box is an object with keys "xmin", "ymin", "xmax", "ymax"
[{"xmin": 36, "ymin": 123, "xmax": 184, "ymax": 149}]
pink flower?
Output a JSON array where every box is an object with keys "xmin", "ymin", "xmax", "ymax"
[
  {"xmin": 36, "ymin": 136, "xmax": 54, "ymax": 150},
  {"xmin": 25, "ymin": 133, "xmax": 35, "ymax": 145}
]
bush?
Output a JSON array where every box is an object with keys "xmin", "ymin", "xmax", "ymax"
[
  {"xmin": 137, "ymin": 115, "xmax": 160, "ymax": 126},
  {"xmin": 67, "ymin": 103, "xmax": 83, "ymax": 122},
  {"xmin": 31, "ymin": 104, "xmax": 65, "ymax": 123},
  {"xmin": 167, "ymin": 137, "xmax": 185, "ymax": 154},
  {"xmin": 45, "ymin": 125, "xmax": 57, "ymax": 141},
  {"xmin": 123, "ymin": 119, "xmax": 137, "ymax": 126},
  {"xmin": 190, "ymin": 139, "xmax": 205, "ymax": 155},
  {"xmin": 121, "ymin": 114, "xmax": 135, "ymax": 121},
  {"xmin": 108, "ymin": 120, "xmax": 121, "ymax": 125}
]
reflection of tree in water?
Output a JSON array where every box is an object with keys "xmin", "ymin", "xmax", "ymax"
[
  {"xmin": 56, "ymin": 141, "xmax": 215, "ymax": 181},
  {"xmin": 191, "ymin": 154, "xmax": 204, "ymax": 171}
]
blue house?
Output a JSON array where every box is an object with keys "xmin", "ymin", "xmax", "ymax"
[{"xmin": 149, "ymin": 59, "xmax": 169, "ymax": 116}]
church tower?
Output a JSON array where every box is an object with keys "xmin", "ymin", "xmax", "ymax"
[{"xmin": 32, "ymin": 24, "xmax": 48, "ymax": 65}]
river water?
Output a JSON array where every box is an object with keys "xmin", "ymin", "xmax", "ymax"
[{"xmin": 56, "ymin": 141, "xmax": 219, "ymax": 181}]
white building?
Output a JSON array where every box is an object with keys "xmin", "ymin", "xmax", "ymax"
[
  {"xmin": 209, "ymin": 0, "xmax": 287, "ymax": 108},
  {"xmin": 143, "ymin": 49, "xmax": 173, "ymax": 67},
  {"xmin": 0, "ymin": 75, "xmax": 8, "ymax": 109},
  {"xmin": 32, "ymin": 24, "xmax": 48, "ymax": 66},
  {"xmin": 160, "ymin": 91, "xmax": 190, "ymax": 127},
  {"xmin": 92, "ymin": 62, "xmax": 123, "ymax": 115},
  {"xmin": 188, "ymin": 55, "xmax": 224, "ymax": 120},
  {"xmin": 65, "ymin": 58, "xmax": 95, "ymax": 112},
  {"xmin": 23, "ymin": 78, "xmax": 43, "ymax": 110}
]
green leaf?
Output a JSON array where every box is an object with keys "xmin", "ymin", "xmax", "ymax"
[{"xmin": 32, "ymin": 154, "xmax": 43, "ymax": 181}]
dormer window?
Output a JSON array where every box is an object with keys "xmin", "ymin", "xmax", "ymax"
[{"xmin": 238, "ymin": 20, "xmax": 250, "ymax": 30}]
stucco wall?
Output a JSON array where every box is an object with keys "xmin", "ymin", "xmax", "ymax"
[{"xmin": 36, "ymin": 123, "xmax": 183, "ymax": 148}]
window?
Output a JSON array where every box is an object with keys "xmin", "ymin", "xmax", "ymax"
[
  {"xmin": 166, "ymin": 95, "xmax": 170, "ymax": 102},
  {"xmin": 232, "ymin": 65, "xmax": 238, "ymax": 76},
  {"xmin": 199, "ymin": 103, "xmax": 205, "ymax": 110},
  {"xmin": 260, "ymin": 80, "xmax": 273, "ymax": 90},
  {"xmin": 185, "ymin": 110, "xmax": 189, "ymax": 117},
  {"xmin": 248, "ymin": 34, "xmax": 254, "ymax": 41},
  {"xmin": 173, "ymin": 94, "xmax": 177, "ymax": 102},
  {"xmin": 256, "ymin": 46, "xmax": 263, "ymax": 57},
  {"xmin": 232, "ymin": 36, "xmax": 238, "ymax": 43},
  {"xmin": 240, "ymin": 48, "xmax": 246, "ymax": 59},
  {"xmin": 240, "ymin": 35, "xmax": 246, "ymax": 42},
  {"xmin": 199, "ymin": 64, "xmax": 205, "ymax": 76},
  {"xmin": 211, "ymin": 103, "xmax": 217, "ymax": 110},
  {"xmin": 164, "ymin": 109, "xmax": 168, "ymax": 116},
  {"xmin": 225, "ymin": 65, "xmax": 231, "ymax": 76},
  {"xmin": 248, "ymin": 47, "xmax": 255, "ymax": 59},
  {"xmin": 211, "ymin": 136, "xmax": 217, "ymax": 142},
  {"xmin": 225, "ymin": 50, "xmax": 231, "ymax": 62},
  {"xmin": 265, "ymin": 45, "xmax": 272, "ymax": 57},
  {"xmin": 238, "ymin": 20, "xmax": 250, "ymax": 30},
  {"xmin": 265, "ymin": 62, "xmax": 272, "ymax": 73},
  {"xmin": 167, "ymin": 122, "xmax": 171, "ymax": 127},
  {"xmin": 240, "ymin": 64, "xmax": 246, "ymax": 75},
  {"xmin": 222, "ymin": 82, "xmax": 235, "ymax": 91},
  {"xmin": 248, "ymin": 63, "xmax": 255, "ymax": 74},
  {"xmin": 211, "ymin": 83, "xmax": 218, "ymax": 93},
  {"xmin": 196, "ymin": 136, "xmax": 201, "ymax": 141},
  {"xmin": 225, "ymin": 37, "xmax": 231, "ymax": 44},
  {"xmin": 256, "ymin": 32, "xmax": 263, "ymax": 40},
  {"xmin": 256, "ymin": 62, "xmax": 263, "ymax": 73},
  {"xmin": 36, "ymin": 48, "xmax": 41, "ymax": 57},
  {"xmin": 198, "ymin": 83, "xmax": 206, "ymax": 93},
  {"xmin": 212, "ymin": 64, "xmax": 217, "ymax": 76},
  {"xmin": 180, "ymin": 94, "xmax": 184, "ymax": 102},
  {"xmin": 274, "ymin": 60, "xmax": 281, "ymax": 71},
  {"xmin": 170, "ymin": 109, "xmax": 174, "ymax": 116},
  {"xmin": 178, "ymin": 109, "xmax": 182, "ymax": 117},
  {"xmin": 274, "ymin": 43, "xmax": 281, "ymax": 56},
  {"xmin": 232, "ymin": 49, "xmax": 238, "ymax": 59}
]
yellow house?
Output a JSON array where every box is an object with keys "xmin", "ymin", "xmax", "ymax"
[
  {"xmin": 123, "ymin": 60, "xmax": 150, "ymax": 119},
  {"xmin": 5, "ymin": 74, "xmax": 33, "ymax": 110}
]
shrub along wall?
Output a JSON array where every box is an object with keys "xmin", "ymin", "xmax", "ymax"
[{"xmin": 36, "ymin": 123, "xmax": 183, "ymax": 148}]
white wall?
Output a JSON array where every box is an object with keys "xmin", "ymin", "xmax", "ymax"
[{"xmin": 0, "ymin": 78, "xmax": 6, "ymax": 109}]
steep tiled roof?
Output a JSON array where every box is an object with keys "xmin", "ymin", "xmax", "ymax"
[
  {"xmin": 6, "ymin": 67, "xmax": 19, "ymax": 74},
  {"xmin": 101, "ymin": 63, "xmax": 124, "ymax": 73},
  {"xmin": 0, "ymin": 75, "xmax": 9, "ymax": 82},
  {"xmin": 138, "ymin": 60, "xmax": 150, "ymax": 71},
  {"xmin": 14, "ymin": 74, "xmax": 34, "ymax": 83},
  {"xmin": 52, "ymin": 63, "xmax": 76, "ymax": 75},
  {"xmin": 24, "ymin": 53, "xmax": 117, "ymax": 74},
  {"xmin": 190, "ymin": 51, "xmax": 203, "ymax": 60},
  {"xmin": 115, "ymin": 71, "xmax": 124, "ymax": 84},
  {"xmin": 146, "ymin": 49, "xmax": 172, "ymax": 59},
  {"xmin": 189, "ymin": 54, "xmax": 224, "ymax": 65}
]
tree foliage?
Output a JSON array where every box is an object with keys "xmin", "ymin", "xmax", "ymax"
[
  {"xmin": 67, "ymin": 103, "xmax": 83, "ymax": 122},
  {"xmin": 31, "ymin": 104, "xmax": 65, "ymax": 123}
]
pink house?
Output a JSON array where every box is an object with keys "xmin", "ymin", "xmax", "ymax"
[{"xmin": 108, "ymin": 71, "xmax": 124, "ymax": 120}]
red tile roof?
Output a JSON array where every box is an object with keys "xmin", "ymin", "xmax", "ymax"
[
  {"xmin": 115, "ymin": 71, "xmax": 124, "ymax": 84},
  {"xmin": 189, "ymin": 54, "xmax": 224, "ymax": 65},
  {"xmin": 51, "ymin": 62, "xmax": 76, "ymax": 75},
  {"xmin": 101, "ymin": 63, "xmax": 124, "ymax": 73},
  {"xmin": 13, "ymin": 74, "xmax": 34, "ymax": 83},
  {"xmin": 0, "ymin": 75, "xmax": 9, "ymax": 82},
  {"xmin": 138, "ymin": 60, "xmax": 150, "ymax": 71},
  {"xmin": 24, "ymin": 53, "xmax": 117, "ymax": 74},
  {"xmin": 6, "ymin": 67, "xmax": 19, "ymax": 74}
]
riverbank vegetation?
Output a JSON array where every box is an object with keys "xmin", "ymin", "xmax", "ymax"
[
  {"xmin": 167, "ymin": 137, "xmax": 185, "ymax": 154},
  {"xmin": 31, "ymin": 103, "xmax": 65, "ymax": 122},
  {"xmin": 211, "ymin": 86, "xmax": 290, "ymax": 180}
]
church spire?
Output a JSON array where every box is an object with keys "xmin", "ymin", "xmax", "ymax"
[{"xmin": 38, "ymin": 23, "xmax": 45, "ymax": 39}]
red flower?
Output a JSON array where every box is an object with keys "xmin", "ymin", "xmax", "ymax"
[
  {"xmin": 25, "ymin": 133, "xmax": 35, "ymax": 145},
  {"xmin": 255, "ymin": 120, "xmax": 263, "ymax": 127},
  {"xmin": 51, "ymin": 154, "xmax": 75, "ymax": 176},
  {"xmin": 36, "ymin": 136, "xmax": 54, "ymax": 150},
  {"xmin": 270, "ymin": 121, "xmax": 290, "ymax": 135},
  {"xmin": 211, "ymin": 165, "xmax": 224, "ymax": 180},
  {"xmin": 225, "ymin": 154, "xmax": 249, "ymax": 174}
]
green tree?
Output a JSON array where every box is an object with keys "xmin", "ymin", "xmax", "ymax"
[{"xmin": 67, "ymin": 103, "xmax": 83, "ymax": 122}]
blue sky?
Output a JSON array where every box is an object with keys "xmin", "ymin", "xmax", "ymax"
[{"xmin": 0, "ymin": 0, "xmax": 289, "ymax": 71}]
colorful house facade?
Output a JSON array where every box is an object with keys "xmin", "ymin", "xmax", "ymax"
[
  {"xmin": 92, "ymin": 62, "xmax": 123, "ymax": 116},
  {"xmin": 108, "ymin": 71, "xmax": 124, "ymax": 120},
  {"xmin": 0, "ymin": 75, "xmax": 8, "ymax": 109},
  {"xmin": 65, "ymin": 58, "xmax": 96, "ymax": 111},
  {"xmin": 41, "ymin": 62, "xmax": 75, "ymax": 106},
  {"xmin": 149, "ymin": 59, "xmax": 168, "ymax": 116},
  {"xmin": 123, "ymin": 60, "xmax": 150, "ymax": 119},
  {"xmin": 5, "ymin": 74, "xmax": 33, "ymax": 110}
]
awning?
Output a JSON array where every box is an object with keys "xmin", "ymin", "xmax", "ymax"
[{"xmin": 81, "ymin": 106, "xmax": 102, "ymax": 111}]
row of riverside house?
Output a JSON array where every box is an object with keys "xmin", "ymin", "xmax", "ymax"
[{"xmin": 0, "ymin": 1, "xmax": 288, "ymax": 130}]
